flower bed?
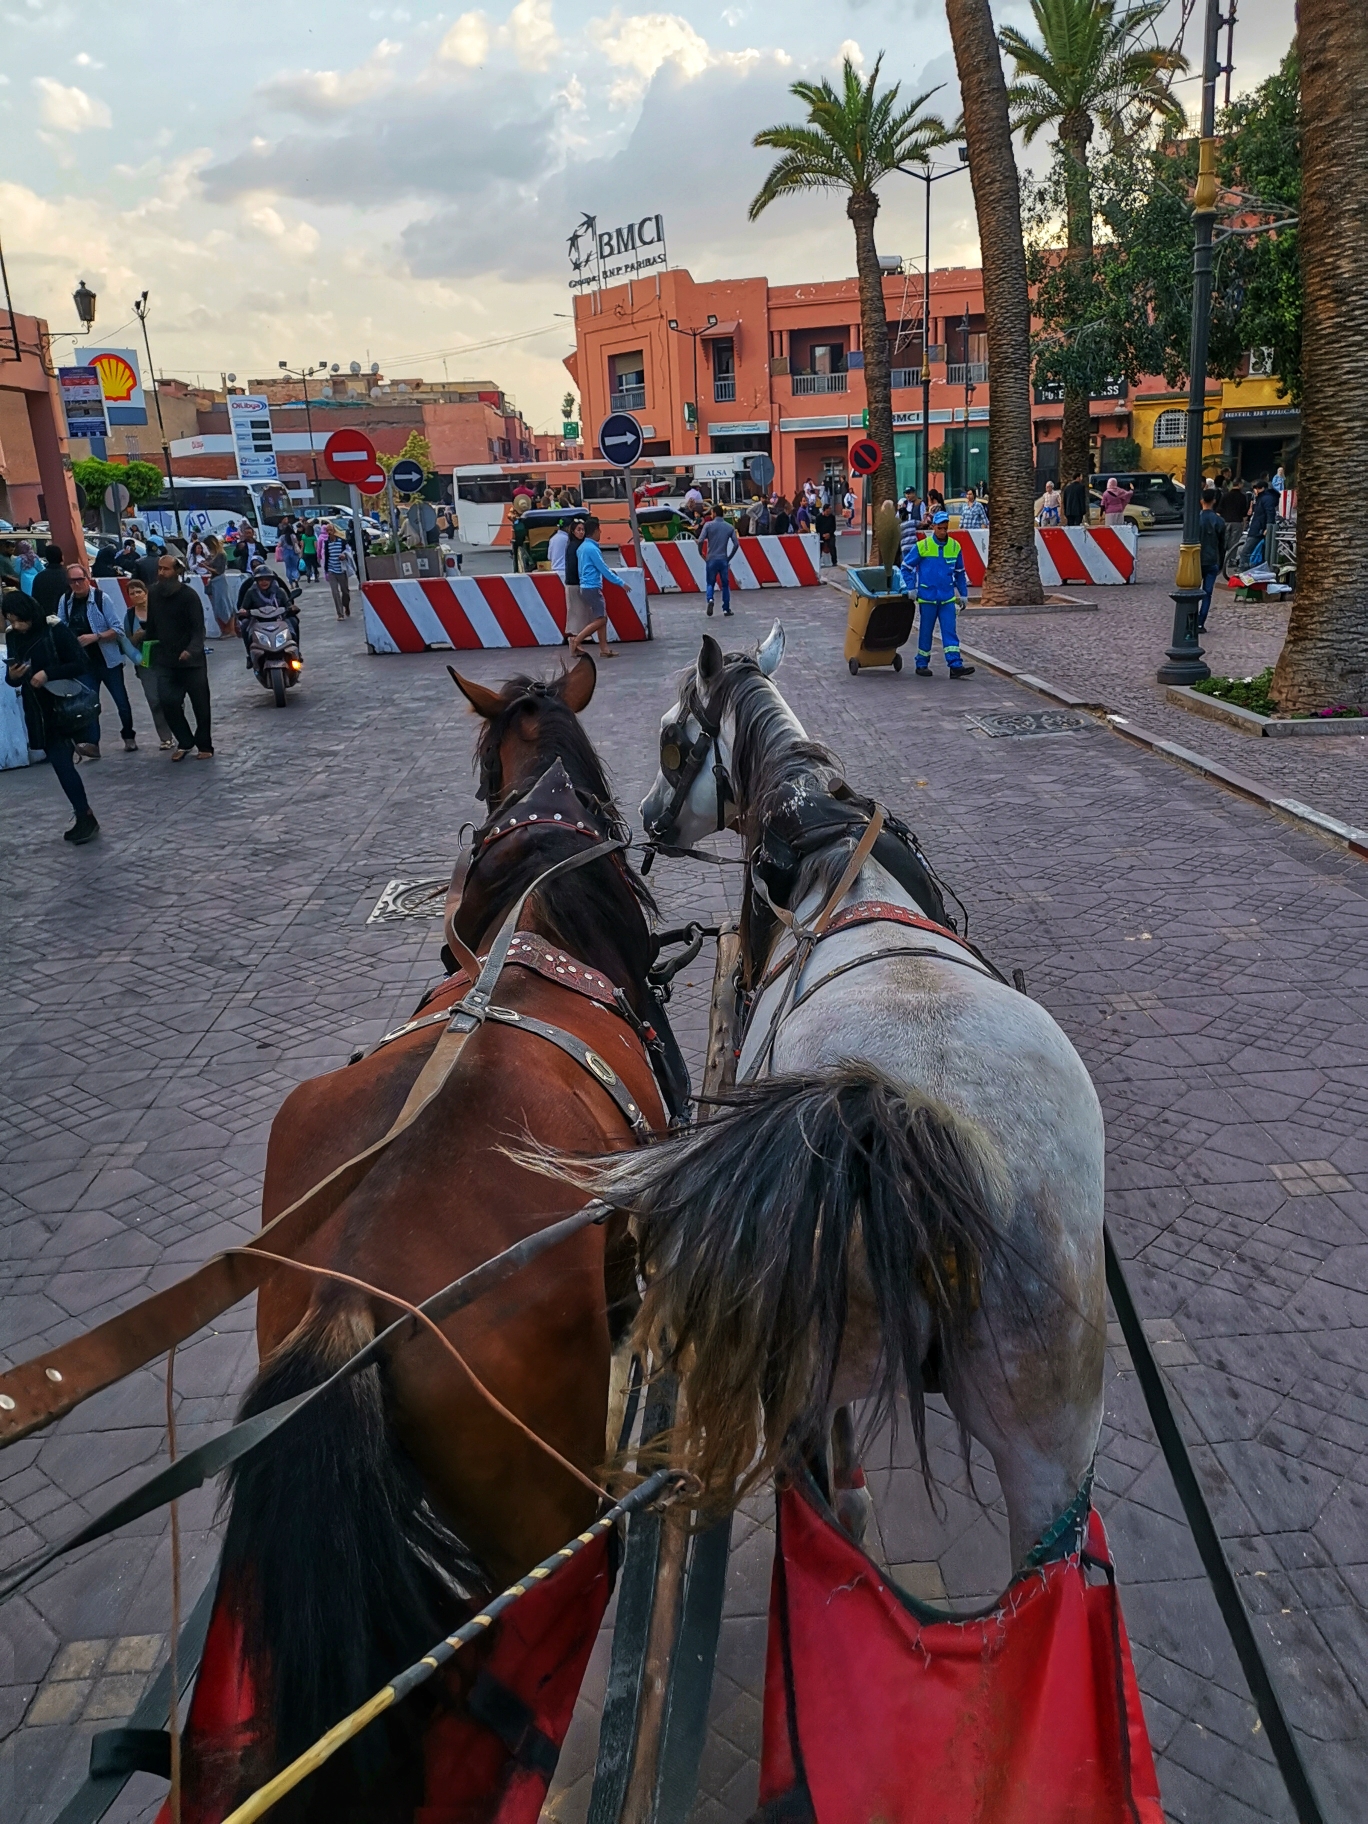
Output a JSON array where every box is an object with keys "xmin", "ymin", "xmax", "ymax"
[{"xmin": 1190, "ymin": 669, "xmax": 1362, "ymax": 720}]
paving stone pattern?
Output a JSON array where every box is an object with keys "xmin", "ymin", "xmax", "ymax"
[{"xmin": 2, "ymin": 576, "xmax": 1365, "ymax": 1824}]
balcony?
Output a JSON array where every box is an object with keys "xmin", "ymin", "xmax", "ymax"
[
  {"xmin": 947, "ymin": 362, "xmax": 989, "ymax": 386},
  {"xmin": 713, "ymin": 376, "xmax": 736, "ymax": 403},
  {"xmin": 792, "ymin": 372, "xmax": 848, "ymax": 395},
  {"xmin": 613, "ymin": 384, "xmax": 646, "ymax": 410},
  {"xmin": 890, "ymin": 367, "xmax": 922, "ymax": 390}
]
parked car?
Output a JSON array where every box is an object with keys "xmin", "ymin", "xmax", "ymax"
[
  {"xmin": 1090, "ymin": 472, "xmax": 1184, "ymax": 525},
  {"xmin": 1088, "ymin": 490, "xmax": 1154, "ymax": 531}
]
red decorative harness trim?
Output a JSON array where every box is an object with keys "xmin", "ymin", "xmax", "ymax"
[{"xmin": 758, "ymin": 900, "xmax": 971, "ymax": 993}]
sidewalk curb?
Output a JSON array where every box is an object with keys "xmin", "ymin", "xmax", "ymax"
[{"xmin": 959, "ymin": 640, "xmax": 1368, "ymax": 862}]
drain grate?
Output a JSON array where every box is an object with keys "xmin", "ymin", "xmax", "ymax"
[
  {"xmin": 369, "ymin": 878, "xmax": 449, "ymax": 923},
  {"xmin": 964, "ymin": 710, "xmax": 1089, "ymax": 739}
]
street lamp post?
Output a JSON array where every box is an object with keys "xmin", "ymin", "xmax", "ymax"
[
  {"xmin": 906, "ymin": 154, "xmax": 969, "ymax": 500},
  {"xmin": 132, "ymin": 290, "xmax": 181, "ymax": 539},
  {"xmin": 1157, "ymin": 0, "xmax": 1223, "ymax": 685},
  {"xmin": 666, "ymin": 316, "xmax": 717, "ymax": 456},
  {"xmin": 278, "ymin": 362, "xmax": 328, "ymax": 496}
]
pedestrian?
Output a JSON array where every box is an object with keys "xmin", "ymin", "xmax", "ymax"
[
  {"xmin": 1218, "ymin": 476, "xmax": 1247, "ymax": 575},
  {"xmin": 960, "ymin": 486, "xmax": 989, "ymax": 529},
  {"xmin": 145, "ymin": 550, "xmax": 212, "ymax": 760},
  {"xmin": 1036, "ymin": 482, "xmax": 1062, "ymax": 527},
  {"xmin": 122, "ymin": 577, "xmax": 176, "ymax": 749},
  {"xmin": 899, "ymin": 511, "xmax": 975, "ymax": 679},
  {"xmin": 14, "ymin": 541, "xmax": 41, "ymax": 594},
  {"xmin": 1239, "ymin": 477, "xmax": 1279, "ymax": 570},
  {"xmin": 773, "ymin": 496, "xmax": 792, "ymax": 535},
  {"xmin": 567, "ymin": 516, "xmax": 615, "ymax": 659},
  {"xmin": 115, "ymin": 535, "xmax": 141, "ymax": 576},
  {"xmin": 1198, "ymin": 487, "xmax": 1225, "ymax": 631},
  {"xmin": 235, "ymin": 523, "xmax": 266, "ymax": 572},
  {"xmin": 200, "ymin": 534, "xmax": 235, "ymax": 635},
  {"xmin": 920, "ymin": 489, "xmax": 945, "ymax": 529},
  {"xmin": 1270, "ymin": 463, "xmax": 1287, "ymax": 504},
  {"xmin": 510, "ymin": 506, "xmax": 531, "ymax": 574},
  {"xmin": 815, "ymin": 501, "xmax": 838, "ymax": 566},
  {"xmin": 699, "ymin": 504, "xmax": 739, "ymax": 618},
  {"xmin": 682, "ymin": 480, "xmax": 705, "ymax": 520},
  {"xmin": 547, "ymin": 516, "xmax": 571, "ymax": 584},
  {"xmin": 31, "ymin": 543, "xmax": 69, "ymax": 616},
  {"xmin": 277, "ymin": 519, "xmax": 301, "ymax": 590},
  {"xmin": 300, "ymin": 519, "xmax": 319, "ymax": 583},
  {"xmin": 323, "ymin": 525, "xmax": 354, "ymax": 617},
  {"xmin": 843, "ymin": 486, "xmax": 856, "ymax": 529},
  {"xmin": 59, "ymin": 562, "xmax": 138, "ymax": 753},
  {"xmin": 5, "ymin": 595, "xmax": 100, "ymax": 841},
  {"xmin": 1099, "ymin": 476, "xmax": 1132, "ymax": 525},
  {"xmin": 91, "ymin": 540, "xmax": 121, "ymax": 578},
  {"xmin": 1062, "ymin": 472, "xmax": 1088, "ymax": 527}
]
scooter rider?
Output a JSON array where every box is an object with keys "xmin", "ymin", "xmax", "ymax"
[
  {"xmin": 899, "ymin": 511, "xmax": 976, "ymax": 679},
  {"xmin": 237, "ymin": 561, "xmax": 299, "ymax": 668}
]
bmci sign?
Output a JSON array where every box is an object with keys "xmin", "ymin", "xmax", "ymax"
[{"xmin": 568, "ymin": 212, "xmax": 668, "ymax": 292}]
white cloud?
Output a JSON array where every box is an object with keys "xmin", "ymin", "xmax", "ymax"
[
  {"xmin": 73, "ymin": 52, "xmax": 104, "ymax": 70},
  {"xmin": 32, "ymin": 77, "xmax": 111, "ymax": 132},
  {"xmin": 837, "ymin": 39, "xmax": 864, "ymax": 70},
  {"xmin": 438, "ymin": 0, "xmax": 559, "ymax": 72},
  {"xmin": 259, "ymin": 41, "xmax": 403, "ymax": 117},
  {"xmin": 588, "ymin": 10, "xmax": 767, "ymax": 107},
  {"xmin": 438, "ymin": 11, "xmax": 491, "ymax": 66}
]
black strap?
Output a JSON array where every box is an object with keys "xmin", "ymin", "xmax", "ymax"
[
  {"xmin": 467, "ymin": 1669, "xmax": 561, "ymax": 1780},
  {"xmin": 483, "ymin": 1005, "xmax": 653, "ymax": 1141}
]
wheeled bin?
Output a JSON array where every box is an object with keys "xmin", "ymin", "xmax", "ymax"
[{"xmin": 843, "ymin": 565, "xmax": 915, "ymax": 674}]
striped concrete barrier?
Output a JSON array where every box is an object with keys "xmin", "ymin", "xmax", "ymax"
[
  {"xmin": 623, "ymin": 534, "xmax": 822, "ymax": 594},
  {"xmin": 107, "ymin": 574, "xmax": 222, "ymax": 633},
  {"xmin": 361, "ymin": 570, "xmax": 650, "ymax": 653},
  {"xmin": 953, "ymin": 526, "xmax": 1138, "ymax": 588}
]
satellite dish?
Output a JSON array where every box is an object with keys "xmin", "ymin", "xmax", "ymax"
[
  {"xmin": 227, "ymin": 372, "xmax": 237, "ymax": 382},
  {"xmin": 370, "ymin": 362, "xmax": 380, "ymax": 375},
  {"xmin": 350, "ymin": 360, "xmax": 362, "ymax": 375},
  {"xmin": 331, "ymin": 363, "xmax": 340, "ymax": 372}
]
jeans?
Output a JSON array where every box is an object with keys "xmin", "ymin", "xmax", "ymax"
[
  {"xmin": 916, "ymin": 599, "xmax": 965, "ymax": 670},
  {"xmin": 328, "ymin": 573, "xmax": 351, "ymax": 614},
  {"xmin": 283, "ymin": 551, "xmax": 300, "ymax": 586},
  {"xmin": 705, "ymin": 554, "xmax": 731, "ymax": 610},
  {"xmin": 47, "ymin": 739, "xmax": 90, "ymax": 819},
  {"xmin": 1199, "ymin": 568, "xmax": 1218, "ymax": 628},
  {"xmin": 92, "ymin": 663, "xmax": 135, "ymax": 740},
  {"xmin": 157, "ymin": 663, "xmax": 212, "ymax": 753}
]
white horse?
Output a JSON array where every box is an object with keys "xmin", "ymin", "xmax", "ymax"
[{"xmin": 595, "ymin": 623, "xmax": 1106, "ymax": 1570}]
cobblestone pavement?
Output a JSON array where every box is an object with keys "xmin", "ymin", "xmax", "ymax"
[{"xmin": 2, "ymin": 575, "xmax": 1365, "ymax": 1824}]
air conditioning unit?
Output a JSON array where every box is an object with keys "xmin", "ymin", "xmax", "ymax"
[{"xmin": 1247, "ymin": 347, "xmax": 1275, "ymax": 377}]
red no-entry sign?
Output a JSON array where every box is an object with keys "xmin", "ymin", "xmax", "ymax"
[
  {"xmin": 849, "ymin": 438, "xmax": 883, "ymax": 477},
  {"xmin": 324, "ymin": 429, "xmax": 385, "ymax": 494}
]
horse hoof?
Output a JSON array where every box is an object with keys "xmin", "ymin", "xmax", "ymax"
[{"xmin": 834, "ymin": 1484, "xmax": 873, "ymax": 1545}]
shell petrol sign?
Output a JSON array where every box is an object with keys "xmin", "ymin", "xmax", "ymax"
[{"xmin": 75, "ymin": 346, "xmax": 148, "ymax": 425}]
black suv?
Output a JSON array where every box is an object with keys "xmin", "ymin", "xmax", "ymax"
[{"xmin": 1090, "ymin": 471, "xmax": 1185, "ymax": 525}]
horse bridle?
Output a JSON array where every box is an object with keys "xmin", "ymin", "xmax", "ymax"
[{"xmin": 648, "ymin": 696, "xmax": 733, "ymax": 841}]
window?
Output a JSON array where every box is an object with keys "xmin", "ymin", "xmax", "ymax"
[
  {"xmin": 610, "ymin": 350, "xmax": 646, "ymax": 410},
  {"xmin": 809, "ymin": 343, "xmax": 844, "ymax": 375},
  {"xmin": 582, "ymin": 473, "xmax": 627, "ymax": 501},
  {"xmin": 1247, "ymin": 347, "xmax": 1275, "ymax": 377},
  {"xmin": 1153, "ymin": 409, "xmax": 1187, "ymax": 447},
  {"xmin": 457, "ymin": 477, "xmax": 515, "ymax": 504}
]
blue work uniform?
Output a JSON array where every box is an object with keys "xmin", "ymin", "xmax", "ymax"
[{"xmin": 899, "ymin": 535, "xmax": 968, "ymax": 672}]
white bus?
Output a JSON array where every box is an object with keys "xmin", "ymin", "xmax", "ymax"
[
  {"xmin": 138, "ymin": 476, "xmax": 307, "ymax": 540},
  {"xmin": 454, "ymin": 452, "xmax": 767, "ymax": 550}
]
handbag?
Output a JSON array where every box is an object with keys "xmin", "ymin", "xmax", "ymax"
[{"xmin": 44, "ymin": 675, "xmax": 100, "ymax": 738}]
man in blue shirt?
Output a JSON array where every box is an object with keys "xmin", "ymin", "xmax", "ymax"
[
  {"xmin": 568, "ymin": 516, "xmax": 616, "ymax": 659},
  {"xmin": 699, "ymin": 505, "xmax": 739, "ymax": 616},
  {"xmin": 899, "ymin": 511, "xmax": 975, "ymax": 678},
  {"xmin": 1198, "ymin": 488, "xmax": 1226, "ymax": 629}
]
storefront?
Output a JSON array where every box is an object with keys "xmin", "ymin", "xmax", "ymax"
[{"xmin": 1223, "ymin": 405, "xmax": 1299, "ymax": 483}]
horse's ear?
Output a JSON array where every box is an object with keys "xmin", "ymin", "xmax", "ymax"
[
  {"xmin": 756, "ymin": 620, "xmax": 785, "ymax": 676},
  {"xmin": 697, "ymin": 634, "xmax": 725, "ymax": 695},
  {"xmin": 448, "ymin": 667, "xmax": 505, "ymax": 718},
  {"xmin": 558, "ymin": 653, "xmax": 596, "ymax": 713}
]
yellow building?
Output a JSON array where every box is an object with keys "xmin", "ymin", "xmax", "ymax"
[{"xmin": 1130, "ymin": 358, "xmax": 1297, "ymax": 483}]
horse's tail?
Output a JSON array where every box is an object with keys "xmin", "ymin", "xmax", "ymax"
[
  {"xmin": 216, "ymin": 1297, "xmax": 483, "ymax": 1814},
  {"xmin": 589, "ymin": 1066, "xmax": 1006, "ymax": 1505}
]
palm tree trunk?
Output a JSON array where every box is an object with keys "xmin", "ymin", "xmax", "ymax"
[
  {"xmin": 848, "ymin": 191, "xmax": 897, "ymax": 512},
  {"xmin": 946, "ymin": 0, "xmax": 1044, "ymax": 604},
  {"xmin": 1271, "ymin": 0, "xmax": 1368, "ymax": 711},
  {"xmin": 1060, "ymin": 115, "xmax": 1096, "ymax": 501}
]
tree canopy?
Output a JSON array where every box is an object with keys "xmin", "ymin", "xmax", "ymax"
[{"xmin": 72, "ymin": 456, "xmax": 166, "ymax": 509}]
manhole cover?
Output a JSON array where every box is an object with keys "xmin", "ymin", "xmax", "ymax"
[
  {"xmin": 964, "ymin": 710, "xmax": 1088, "ymax": 738},
  {"xmin": 369, "ymin": 878, "xmax": 448, "ymax": 923}
]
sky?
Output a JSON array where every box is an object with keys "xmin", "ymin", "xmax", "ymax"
[{"xmin": 0, "ymin": 0, "xmax": 1295, "ymax": 435}]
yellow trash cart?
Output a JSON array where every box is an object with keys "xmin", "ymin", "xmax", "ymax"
[{"xmin": 843, "ymin": 565, "xmax": 916, "ymax": 674}]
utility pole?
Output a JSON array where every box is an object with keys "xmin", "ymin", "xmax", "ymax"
[
  {"xmin": 667, "ymin": 316, "xmax": 717, "ymax": 456},
  {"xmin": 907, "ymin": 155, "xmax": 968, "ymax": 501},
  {"xmin": 133, "ymin": 291, "xmax": 181, "ymax": 539},
  {"xmin": 1157, "ymin": 0, "xmax": 1222, "ymax": 685},
  {"xmin": 278, "ymin": 363, "xmax": 325, "ymax": 499}
]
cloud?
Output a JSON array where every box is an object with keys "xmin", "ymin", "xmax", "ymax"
[
  {"xmin": 438, "ymin": 0, "xmax": 560, "ymax": 72},
  {"xmin": 588, "ymin": 10, "xmax": 768, "ymax": 106},
  {"xmin": 258, "ymin": 41, "xmax": 404, "ymax": 118},
  {"xmin": 32, "ymin": 77, "xmax": 111, "ymax": 132},
  {"xmin": 73, "ymin": 52, "xmax": 104, "ymax": 70}
]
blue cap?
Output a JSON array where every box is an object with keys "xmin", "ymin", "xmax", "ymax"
[{"xmin": 932, "ymin": 510, "xmax": 950, "ymax": 525}]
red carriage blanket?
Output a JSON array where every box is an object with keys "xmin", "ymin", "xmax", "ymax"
[
  {"xmin": 156, "ymin": 1533, "xmax": 612, "ymax": 1824},
  {"xmin": 756, "ymin": 1476, "xmax": 1163, "ymax": 1824}
]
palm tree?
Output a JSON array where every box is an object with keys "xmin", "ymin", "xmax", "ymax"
[
  {"xmin": 1001, "ymin": 0, "xmax": 1186, "ymax": 486},
  {"xmin": 946, "ymin": 0, "xmax": 1044, "ymax": 604},
  {"xmin": 1272, "ymin": 2, "xmax": 1367, "ymax": 711},
  {"xmin": 750, "ymin": 57, "xmax": 950, "ymax": 510}
]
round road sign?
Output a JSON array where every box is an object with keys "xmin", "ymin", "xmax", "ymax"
[
  {"xmin": 849, "ymin": 437, "xmax": 882, "ymax": 477},
  {"xmin": 748, "ymin": 454, "xmax": 775, "ymax": 491},
  {"xmin": 598, "ymin": 411, "xmax": 645, "ymax": 468},
  {"xmin": 390, "ymin": 457, "xmax": 426, "ymax": 495},
  {"xmin": 103, "ymin": 482, "xmax": 131, "ymax": 513},
  {"xmin": 324, "ymin": 428, "xmax": 385, "ymax": 494}
]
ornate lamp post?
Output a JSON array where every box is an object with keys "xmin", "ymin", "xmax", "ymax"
[
  {"xmin": 905, "ymin": 152, "xmax": 969, "ymax": 499},
  {"xmin": 72, "ymin": 280, "xmax": 97, "ymax": 329}
]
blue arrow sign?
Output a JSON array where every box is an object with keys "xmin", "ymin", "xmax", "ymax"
[
  {"xmin": 598, "ymin": 411, "xmax": 644, "ymax": 468},
  {"xmin": 390, "ymin": 457, "xmax": 426, "ymax": 494}
]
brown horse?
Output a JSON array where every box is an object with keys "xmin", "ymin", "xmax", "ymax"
[{"xmin": 175, "ymin": 656, "xmax": 685, "ymax": 1823}]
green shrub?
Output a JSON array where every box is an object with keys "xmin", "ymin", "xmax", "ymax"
[{"xmin": 1191, "ymin": 668, "xmax": 1277, "ymax": 715}]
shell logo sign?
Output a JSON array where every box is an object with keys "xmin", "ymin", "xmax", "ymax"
[
  {"xmin": 90, "ymin": 352, "xmax": 138, "ymax": 403},
  {"xmin": 77, "ymin": 346, "xmax": 147, "ymax": 424}
]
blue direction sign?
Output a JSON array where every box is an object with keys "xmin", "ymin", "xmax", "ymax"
[
  {"xmin": 748, "ymin": 454, "xmax": 775, "ymax": 491},
  {"xmin": 598, "ymin": 411, "xmax": 644, "ymax": 468},
  {"xmin": 390, "ymin": 457, "xmax": 426, "ymax": 495}
]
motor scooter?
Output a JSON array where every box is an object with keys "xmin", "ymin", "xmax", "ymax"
[{"xmin": 242, "ymin": 604, "xmax": 303, "ymax": 707}]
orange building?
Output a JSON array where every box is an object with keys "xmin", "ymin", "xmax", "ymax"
[{"xmin": 564, "ymin": 265, "xmax": 1136, "ymax": 498}]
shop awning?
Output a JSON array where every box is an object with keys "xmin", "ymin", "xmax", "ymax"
[
  {"xmin": 700, "ymin": 320, "xmax": 739, "ymax": 339},
  {"xmin": 1223, "ymin": 407, "xmax": 1300, "ymax": 436}
]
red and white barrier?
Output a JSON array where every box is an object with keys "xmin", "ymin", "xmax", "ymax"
[
  {"xmin": 953, "ymin": 526, "xmax": 1137, "ymax": 588},
  {"xmin": 361, "ymin": 570, "xmax": 649, "ymax": 653},
  {"xmin": 623, "ymin": 534, "xmax": 822, "ymax": 594},
  {"xmin": 107, "ymin": 574, "xmax": 223, "ymax": 634}
]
